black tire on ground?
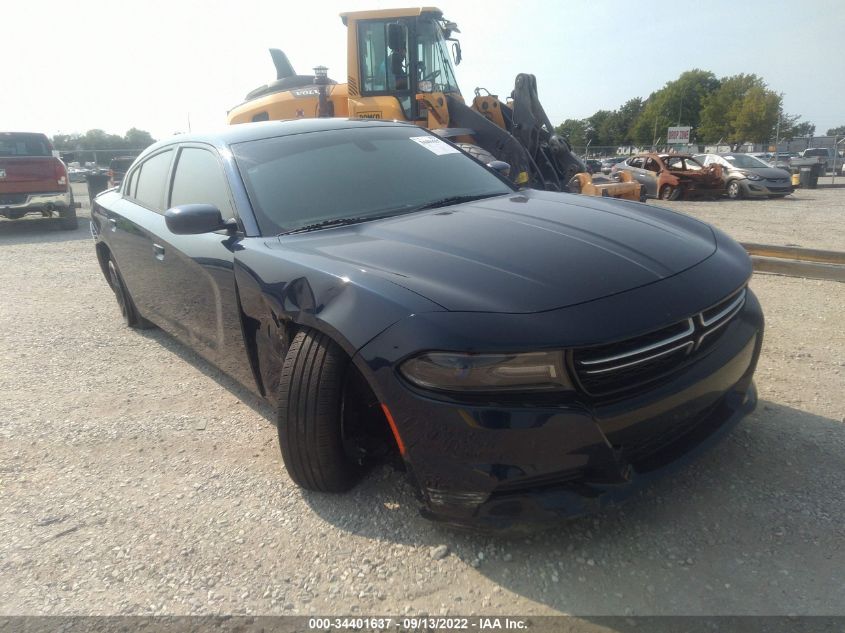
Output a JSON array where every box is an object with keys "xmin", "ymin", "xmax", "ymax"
[
  {"xmin": 455, "ymin": 143, "xmax": 497, "ymax": 166},
  {"xmin": 277, "ymin": 329, "xmax": 364, "ymax": 492},
  {"xmin": 60, "ymin": 194, "xmax": 78, "ymax": 230},
  {"xmin": 659, "ymin": 184, "xmax": 680, "ymax": 201},
  {"xmin": 639, "ymin": 185, "xmax": 648, "ymax": 203},
  {"xmin": 107, "ymin": 255, "xmax": 155, "ymax": 329},
  {"xmin": 726, "ymin": 180, "xmax": 743, "ymax": 200}
]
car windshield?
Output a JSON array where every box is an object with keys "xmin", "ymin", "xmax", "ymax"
[
  {"xmin": 232, "ymin": 126, "xmax": 513, "ymax": 236},
  {"xmin": 722, "ymin": 154, "xmax": 770, "ymax": 168}
]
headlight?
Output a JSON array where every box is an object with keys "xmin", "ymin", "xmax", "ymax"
[
  {"xmin": 399, "ymin": 351, "xmax": 573, "ymax": 392},
  {"xmin": 745, "ymin": 173, "xmax": 762, "ymax": 181}
]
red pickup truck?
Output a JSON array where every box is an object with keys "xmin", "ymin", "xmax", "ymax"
[{"xmin": 0, "ymin": 132, "xmax": 78, "ymax": 229}]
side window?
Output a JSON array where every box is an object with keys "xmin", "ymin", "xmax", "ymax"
[
  {"xmin": 358, "ymin": 21, "xmax": 408, "ymax": 93},
  {"xmin": 644, "ymin": 157, "xmax": 660, "ymax": 172},
  {"xmin": 629, "ymin": 157, "xmax": 644, "ymax": 169},
  {"xmin": 169, "ymin": 147, "xmax": 235, "ymax": 220},
  {"xmin": 133, "ymin": 150, "xmax": 173, "ymax": 212},
  {"xmin": 359, "ymin": 22, "xmax": 389, "ymax": 92}
]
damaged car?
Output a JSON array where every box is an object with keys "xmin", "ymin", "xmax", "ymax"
[
  {"xmin": 614, "ymin": 153, "xmax": 724, "ymax": 200},
  {"xmin": 90, "ymin": 119, "xmax": 763, "ymax": 528}
]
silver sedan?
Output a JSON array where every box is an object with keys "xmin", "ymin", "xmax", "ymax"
[{"xmin": 694, "ymin": 153, "xmax": 794, "ymax": 199}]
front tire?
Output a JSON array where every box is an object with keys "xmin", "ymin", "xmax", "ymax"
[
  {"xmin": 277, "ymin": 329, "xmax": 364, "ymax": 492},
  {"xmin": 727, "ymin": 180, "xmax": 743, "ymax": 200}
]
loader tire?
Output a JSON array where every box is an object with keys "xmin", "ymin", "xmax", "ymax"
[{"xmin": 456, "ymin": 143, "xmax": 497, "ymax": 167}]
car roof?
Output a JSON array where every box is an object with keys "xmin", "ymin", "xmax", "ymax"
[{"xmin": 142, "ymin": 119, "xmax": 409, "ymax": 156}]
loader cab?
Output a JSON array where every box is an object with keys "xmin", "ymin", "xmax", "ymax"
[{"xmin": 345, "ymin": 8, "xmax": 462, "ymax": 122}]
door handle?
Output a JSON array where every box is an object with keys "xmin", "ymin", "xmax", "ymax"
[{"xmin": 153, "ymin": 243, "xmax": 165, "ymax": 261}]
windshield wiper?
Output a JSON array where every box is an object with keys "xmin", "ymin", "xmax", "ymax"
[
  {"xmin": 277, "ymin": 216, "xmax": 381, "ymax": 236},
  {"xmin": 411, "ymin": 193, "xmax": 504, "ymax": 212}
]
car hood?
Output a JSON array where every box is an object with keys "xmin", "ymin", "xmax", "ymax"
[{"xmin": 274, "ymin": 190, "xmax": 717, "ymax": 313}]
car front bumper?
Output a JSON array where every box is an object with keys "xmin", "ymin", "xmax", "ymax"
[
  {"xmin": 356, "ymin": 240, "xmax": 762, "ymax": 529},
  {"xmin": 740, "ymin": 179, "xmax": 794, "ymax": 197}
]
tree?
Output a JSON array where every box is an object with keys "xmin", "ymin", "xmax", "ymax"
[
  {"xmin": 555, "ymin": 119, "xmax": 588, "ymax": 148},
  {"xmin": 50, "ymin": 128, "xmax": 156, "ymax": 165},
  {"xmin": 698, "ymin": 74, "xmax": 784, "ymax": 148},
  {"xmin": 781, "ymin": 117, "xmax": 815, "ymax": 140},
  {"xmin": 826, "ymin": 125, "xmax": 845, "ymax": 137},
  {"xmin": 629, "ymin": 69, "xmax": 720, "ymax": 147},
  {"xmin": 731, "ymin": 86, "xmax": 780, "ymax": 145},
  {"xmin": 124, "ymin": 128, "xmax": 156, "ymax": 148}
]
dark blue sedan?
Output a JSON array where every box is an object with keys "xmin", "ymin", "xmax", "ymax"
[{"xmin": 91, "ymin": 119, "xmax": 764, "ymax": 529}]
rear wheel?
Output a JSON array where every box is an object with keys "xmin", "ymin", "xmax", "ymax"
[
  {"xmin": 659, "ymin": 184, "xmax": 680, "ymax": 201},
  {"xmin": 727, "ymin": 180, "xmax": 743, "ymax": 200},
  {"xmin": 277, "ymin": 329, "xmax": 365, "ymax": 492},
  {"xmin": 59, "ymin": 193, "xmax": 78, "ymax": 230},
  {"xmin": 639, "ymin": 185, "xmax": 648, "ymax": 202},
  {"xmin": 107, "ymin": 256, "xmax": 154, "ymax": 329}
]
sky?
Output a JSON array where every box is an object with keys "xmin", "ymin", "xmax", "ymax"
[{"xmin": 3, "ymin": 0, "xmax": 844, "ymax": 141}]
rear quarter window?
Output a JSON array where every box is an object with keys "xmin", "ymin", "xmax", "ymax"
[{"xmin": 132, "ymin": 150, "xmax": 174, "ymax": 212}]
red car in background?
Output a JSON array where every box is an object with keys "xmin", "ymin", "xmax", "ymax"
[{"xmin": 0, "ymin": 132, "xmax": 78, "ymax": 229}]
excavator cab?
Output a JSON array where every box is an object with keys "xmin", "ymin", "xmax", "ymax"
[{"xmin": 345, "ymin": 9, "xmax": 463, "ymax": 121}]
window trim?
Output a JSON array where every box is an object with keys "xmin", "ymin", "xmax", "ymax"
[
  {"xmin": 124, "ymin": 147, "xmax": 176, "ymax": 213},
  {"xmin": 167, "ymin": 142, "xmax": 242, "ymax": 231}
]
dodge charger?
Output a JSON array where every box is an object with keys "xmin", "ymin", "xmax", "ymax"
[{"xmin": 90, "ymin": 119, "xmax": 764, "ymax": 528}]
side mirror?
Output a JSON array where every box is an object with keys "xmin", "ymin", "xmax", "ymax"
[
  {"xmin": 487, "ymin": 160, "xmax": 511, "ymax": 178},
  {"xmin": 165, "ymin": 204, "xmax": 231, "ymax": 235},
  {"xmin": 452, "ymin": 41, "xmax": 462, "ymax": 66}
]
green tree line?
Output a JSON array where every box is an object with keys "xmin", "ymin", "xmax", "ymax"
[
  {"xmin": 556, "ymin": 70, "xmax": 837, "ymax": 150},
  {"xmin": 51, "ymin": 128, "xmax": 157, "ymax": 164}
]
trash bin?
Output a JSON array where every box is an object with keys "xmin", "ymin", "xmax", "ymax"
[
  {"xmin": 85, "ymin": 172, "xmax": 110, "ymax": 203},
  {"xmin": 798, "ymin": 167, "xmax": 813, "ymax": 189},
  {"xmin": 808, "ymin": 163, "xmax": 822, "ymax": 188}
]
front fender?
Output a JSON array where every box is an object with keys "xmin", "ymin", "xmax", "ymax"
[{"xmin": 233, "ymin": 239, "xmax": 443, "ymax": 404}]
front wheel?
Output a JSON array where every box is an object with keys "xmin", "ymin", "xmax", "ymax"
[
  {"xmin": 277, "ymin": 329, "xmax": 364, "ymax": 492},
  {"xmin": 726, "ymin": 180, "xmax": 743, "ymax": 200}
]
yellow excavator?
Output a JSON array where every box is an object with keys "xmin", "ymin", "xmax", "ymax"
[{"xmin": 227, "ymin": 7, "xmax": 641, "ymax": 199}]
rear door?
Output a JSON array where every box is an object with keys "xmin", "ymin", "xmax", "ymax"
[{"xmin": 106, "ymin": 147, "xmax": 175, "ymax": 322}]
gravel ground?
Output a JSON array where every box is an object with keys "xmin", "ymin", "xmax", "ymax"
[
  {"xmin": 1, "ymin": 185, "xmax": 844, "ymax": 617},
  {"xmin": 657, "ymin": 180, "xmax": 845, "ymax": 252}
]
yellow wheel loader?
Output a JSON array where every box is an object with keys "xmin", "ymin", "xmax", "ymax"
[{"xmin": 228, "ymin": 7, "xmax": 640, "ymax": 199}]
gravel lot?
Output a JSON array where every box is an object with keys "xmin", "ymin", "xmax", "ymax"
[
  {"xmin": 658, "ymin": 179, "xmax": 845, "ymax": 252},
  {"xmin": 1, "ymin": 185, "xmax": 843, "ymax": 617}
]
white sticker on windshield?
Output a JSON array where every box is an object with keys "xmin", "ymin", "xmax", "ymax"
[{"xmin": 410, "ymin": 135, "xmax": 461, "ymax": 156}]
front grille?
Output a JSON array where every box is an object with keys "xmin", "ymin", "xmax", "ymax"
[
  {"xmin": 0, "ymin": 193, "xmax": 28, "ymax": 205},
  {"xmin": 573, "ymin": 287, "xmax": 746, "ymax": 398}
]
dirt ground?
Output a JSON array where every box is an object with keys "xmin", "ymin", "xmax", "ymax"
[{"xmin": 0, "ymin": 185, "xmax": 843, "ymax": 617}]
